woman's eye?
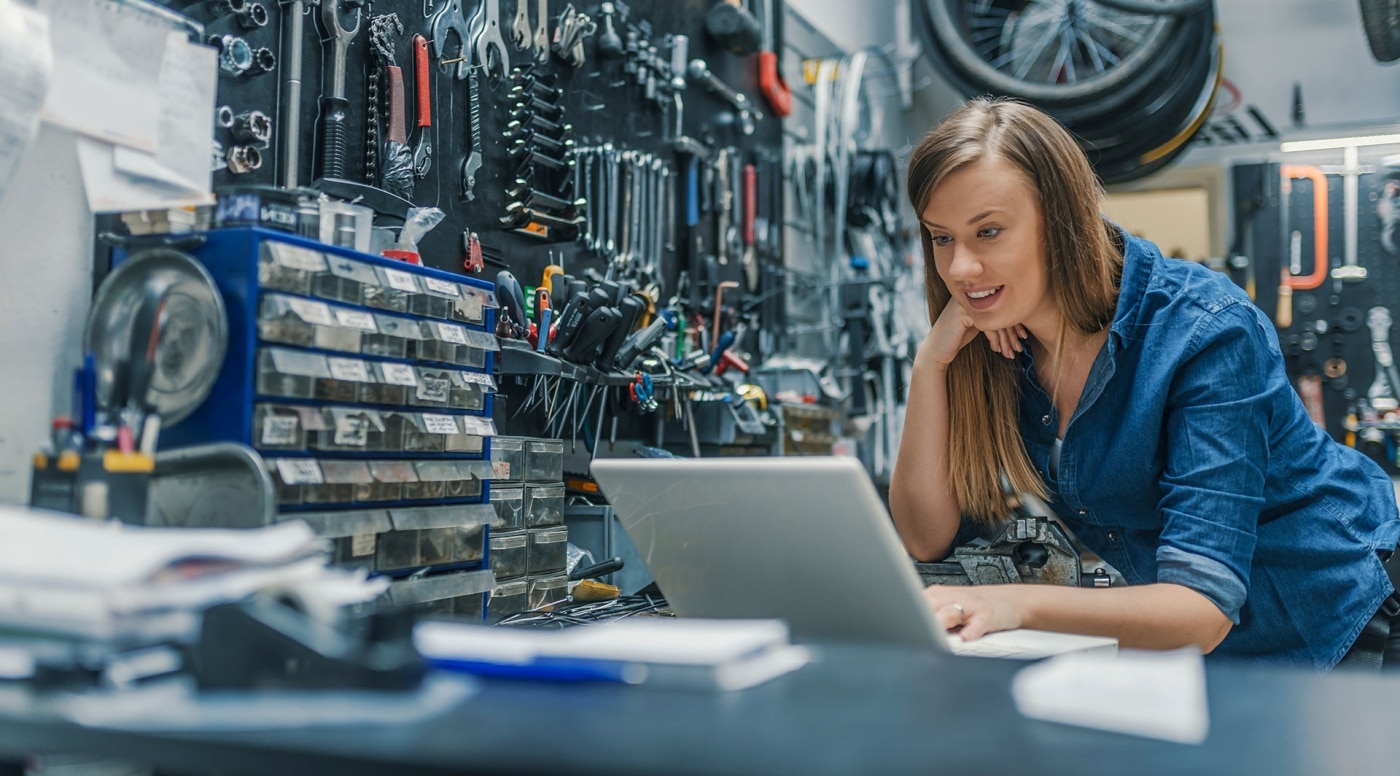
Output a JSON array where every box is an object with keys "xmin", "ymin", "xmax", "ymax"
[
  {"xmin": 930, "ymin": 234, "xmax": 952, "ymax": 246},
  {"xmin": 977, "ymin": 226, "xmax": 1002, "ymax": 239}
]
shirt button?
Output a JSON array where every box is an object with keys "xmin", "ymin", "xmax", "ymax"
[
  {"xmin": 1041, "ymin": 414, "xmax": 1052, "ymax": 426},
  {"xmin": 1106, "ymin": 530, "xmax": 1120, "ymax": 542},
  {"xmin": 1078, "ymin": 509, "xmax": 1088, "ymax": 516}
]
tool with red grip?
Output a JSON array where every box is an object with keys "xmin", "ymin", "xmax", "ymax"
[
  {"xmin": 756, "ymin": 0, "xmax": 791, "ymax": 117},
  {"xmin": 412, "ymin": 34, "xmax": 433, "ymax": 179}
]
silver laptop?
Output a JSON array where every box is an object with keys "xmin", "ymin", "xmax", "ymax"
[{"xmin": 590, "ymin": 456, "xmax": 1117, "ymax": 659}]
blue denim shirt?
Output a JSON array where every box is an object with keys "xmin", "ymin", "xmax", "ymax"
[{"xmin": 1016, "ymin": 233, "xmax": 1400, "ymax": 669}]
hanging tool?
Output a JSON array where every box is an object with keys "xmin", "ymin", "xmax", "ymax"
[
  {"xmin": 318, "ymin": 0, "xmax": 362, "ymax": 181},
  {"xmin": 1276, "ymin": 268, "xmax": 1293, "ymax": 329},
  {"xmin": 371, "ymin": 15, "xmax": 413, "ymax": 200},
  {"xmin": 1280, "ymin": 165, "xmax": 1328, "ymax": 291},
  {"xmin": 462, "ymin": 71, "xmax": 484, "ymax": 201},
  {"xmin": 279, "ymin": 0, "xmax": 308, "ymax": 187},
  {"xmin": 412, "ymin": 35, "xmax": 434, "ymax": 179},
  {"xmin": 431, "ymin": 0, "xmax": 474, "ymax": 79},
  {"xmin": 743, "ymin": 162, "xmax": 758, "ymax": 292},
  {"xmin": 534, "ymin": 0, "xmax": 550, "ymax": 64},
  {"xmin": 512, "ymin": 0, "xmax": 531, "ymax": 50},
  {"xmin": 755, "ymin": 0, "xmax": 790, "ymax": 117},
  {"xmin": 1368, "ymin": 307, "xmax": 1400, "ymax": 405},
  {"xmin": 474, "ymin": 0, "xmax": 510, "ymax": 80}
]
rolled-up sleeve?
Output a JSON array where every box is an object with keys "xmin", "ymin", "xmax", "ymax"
[{"xmin": 1156, "ymin": 303, "xmax": 1274, "ymax": 622}]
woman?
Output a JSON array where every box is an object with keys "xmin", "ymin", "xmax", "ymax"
[{"xmin": 888, "ymin": 97, "xmax": 1400, "ymax": 669}]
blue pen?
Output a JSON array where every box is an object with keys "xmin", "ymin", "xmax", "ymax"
[{"xmin": 81, "ymin": 352, "xmax": 97, "ymax": 439}]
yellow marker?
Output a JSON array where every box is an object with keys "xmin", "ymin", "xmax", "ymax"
[{"xmin": 102, "ymin": 450, "xmax": 154, "ymax": 474}]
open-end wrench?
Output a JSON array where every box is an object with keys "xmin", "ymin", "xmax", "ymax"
[
  {"xmin": 534, "ymin": 0, "xmax": 549, "ymax": 63},
  {"xmin": 318, "ymin": 0, "xmax": 361, "ymax": 181},
  {"xmin": 511, "ymin": 0, "xmax": 531, "ymax": 50},
  {"xmin": 1368, "ymin": 307, "xmax": 1400, "ymax": 403},
  {"xmin": 474, "ymin": 0, "xmax": 510, "ymax": 80},
  {"xmin": 430, "ymin": 0, "xmax": 473, "ymax": 79}
]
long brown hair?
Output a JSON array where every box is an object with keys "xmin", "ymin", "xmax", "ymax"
[{"xmin": 905, "ymin": 97, "xmax": 1122, "ymax": 524}]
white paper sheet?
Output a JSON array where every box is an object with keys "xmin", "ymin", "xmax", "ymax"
[
  {"xmin": 75, "ymin": 32, "xmax": 216, "ymax": 213},
  {"xmin": 1012, "ymin": 647, "xmax": 1210, "ymax": 744},
  {"xmin": 38, "ymin": 0, "xmax": 168, "ymax": 151},
  {"xmin": 0, "ymin": 0, "xmax": 52, "ymax": 204}
]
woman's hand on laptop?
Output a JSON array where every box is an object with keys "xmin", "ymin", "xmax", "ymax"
[{"xmin": 924, "ymin": 585, "xmax": 1024, "ymax": 640}]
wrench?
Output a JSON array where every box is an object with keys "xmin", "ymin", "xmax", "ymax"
[
  {"xmin": 318, "ymin": 0, "xmax": 361, "ymax": 181},
  {"xmin": 474, "ymin": 0, "xmax": 510, "ymax": 80},
  {"xmin": 511, "ymin": 0, "xmax": 531, "ymax": 50},
  {"xmin": 1367, "ymin": 307, "xmax": 1400, "ymax": 403},
  {"xmin": 534, "ymin": 0, "xmax": 550, "ymax": 64},
  {"xmin": 461, "ymin": 71, "xmax": 484, "ymax": 201},
  {"xmin": 412, "ymin": 34, "xmax": 433, "ymax": 179},
  {"xmin": 430, "ymin": 0, "xmax": 473, "ymax": 79}
]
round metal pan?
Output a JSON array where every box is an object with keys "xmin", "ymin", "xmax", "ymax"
[{"xmin": 84, "ymin": 248, "xmax": 227, "ymax": 425}]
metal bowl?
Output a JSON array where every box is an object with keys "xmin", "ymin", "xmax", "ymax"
[{"xmin": 84, "ymin": 248, "xmax": 227, "ymax": 425}]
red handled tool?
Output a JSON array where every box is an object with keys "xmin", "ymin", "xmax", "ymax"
[
  {"xmin": 756, "ymin": 0, "xmax": 791, "ymax": 117},
  {"xmin": 412, "ymin": 34, "xmax": 433, "ymax": 179}
]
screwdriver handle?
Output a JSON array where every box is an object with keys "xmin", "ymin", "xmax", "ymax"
[
  {"xmin": 612, "ymin": 318, "xmax": 667, "ymax": 372},
  {"xmin": 414, "ymin": 35, "xmax": 431, "ymax": 128},
  {"xmin": 563, "ymin": 307, "xmax": 622, "ymax": 364}
]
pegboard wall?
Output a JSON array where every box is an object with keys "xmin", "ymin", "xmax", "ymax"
[
  {"xmin": 117, "ymin": 0, "xmax": 791, "ymax": 441},
  {"xmin": 1236, "ymin": 160, "xmax": 1400, "ymax": 474}
]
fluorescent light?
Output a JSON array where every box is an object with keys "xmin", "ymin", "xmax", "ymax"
[{"xmin": 1280, "ymin": 133, "xmax": 1400, "ymax": 152}]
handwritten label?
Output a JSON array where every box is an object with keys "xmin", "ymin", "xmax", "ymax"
[
  {"xmin": 424, "ymin": 277, "xmax": 460, "ymax": 296},
  {"xmin": 328, "ymin": 357, "xmax": 370, "ymax": 382},
  {"xmin": 422, "ymin": 414, "xmax": 460, "ymax": 435},
  {"xmin": 275, "ymin": 458, "xmax": 323, "ymax": 485},
  {"xmin": 260, "ymin": 415, "xmax": 299, "ymax": 446},
  {"xmin": 491, "ymin": 461, "xmax": 511, "ymax": 479},
  {"xmin": 383, "ymin": 268, "xmax": 419, "ymax": 293},
  {"xmin": 333, "ymin": 414, "xmax": 369, "ymax": 447},
  {"xmin": 287, "ymin": 298, "xmax": 333, "ymax": 325},
  {"xmin": 351, "ymin": 533, "xmax": 376, "ymax": 557},
  {"xmin": 435, "ymin": 322, "xmax": 468, "ymax": 344},
  {"xmin": 379, "ymin": 362, "xmax": 418, "ymax": 387},
  {"xmin": 417, "ymin": 375, "xmax": 450, "ymax": 403},
  {"xmin": 334, "ymin": 309, "xmax": 378, "ymax": 331}
]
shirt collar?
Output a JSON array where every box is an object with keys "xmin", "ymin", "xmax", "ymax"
[{"xmin": 1107, "ymin": 226, "xmax": 1156, "ymax": 349}]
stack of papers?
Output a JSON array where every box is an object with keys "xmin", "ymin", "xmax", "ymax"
[
  {"xmin": 0, "ymin": 504, "xmax": 381, "ymax": 646},
  {"xmin": 415, "ymin": 618, "xmax": 811, "ymax": 692}
]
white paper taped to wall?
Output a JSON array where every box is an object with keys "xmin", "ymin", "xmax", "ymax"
[
  {"xmin": 0, "ymin": 0, "xmax": 53, "ymax": 206},
  {"xmin": 77, "ymin": 29, "xmax": 217, "ymax": 213},
  {"xmin": 38, "ymin": 0, "xmax": 167, "ymax": 152}
]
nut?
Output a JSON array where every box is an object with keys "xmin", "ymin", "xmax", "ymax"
[{"xmin": 225, "ymin": 144, "xmax": 262, "ymax": 174}]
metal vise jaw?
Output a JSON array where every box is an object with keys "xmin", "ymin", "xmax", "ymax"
[{"xmin": 914, "ymin": 516, "xmax": 1115, "ymax": 588}]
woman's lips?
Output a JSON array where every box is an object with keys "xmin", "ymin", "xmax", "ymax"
[{"xmin": 964, "ymin": 286, "xmax": 1003, "ymax": 311}]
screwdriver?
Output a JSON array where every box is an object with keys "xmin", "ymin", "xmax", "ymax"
[
  {"xmin": 595, "ymin": 295, "xmax": 647, "ymax": 371},
  {"xmin": 563, "ymin": 306, "xmax": 622, "ymax": 363},
  {"xmin": 612, "ymin": 317, "xmax": 668, "ymax": 372},
  {"xmin": 535, "ymin": 288, "xmax": 552, "ymax": 353}
]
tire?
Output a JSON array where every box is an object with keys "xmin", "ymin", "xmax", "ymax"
[
  {"xmin": 1359, "ymin": 0, "xmax": 1400, "ymax": 63},
  {"xmin": 920, "ymin": 0, "xmax": 1180, "ymax": 107}
]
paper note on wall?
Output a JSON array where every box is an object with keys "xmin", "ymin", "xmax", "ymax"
[
  {"xmin": 0, "ymin": 0, "xmax": 53, "ymax": 206},
  {"xmin": 76, "ymin": 31, "xmax": 216, "ymax": 213},
  {"xmin": 38, "ymin": 0, "xmax": 170, "ymax": 151}
]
